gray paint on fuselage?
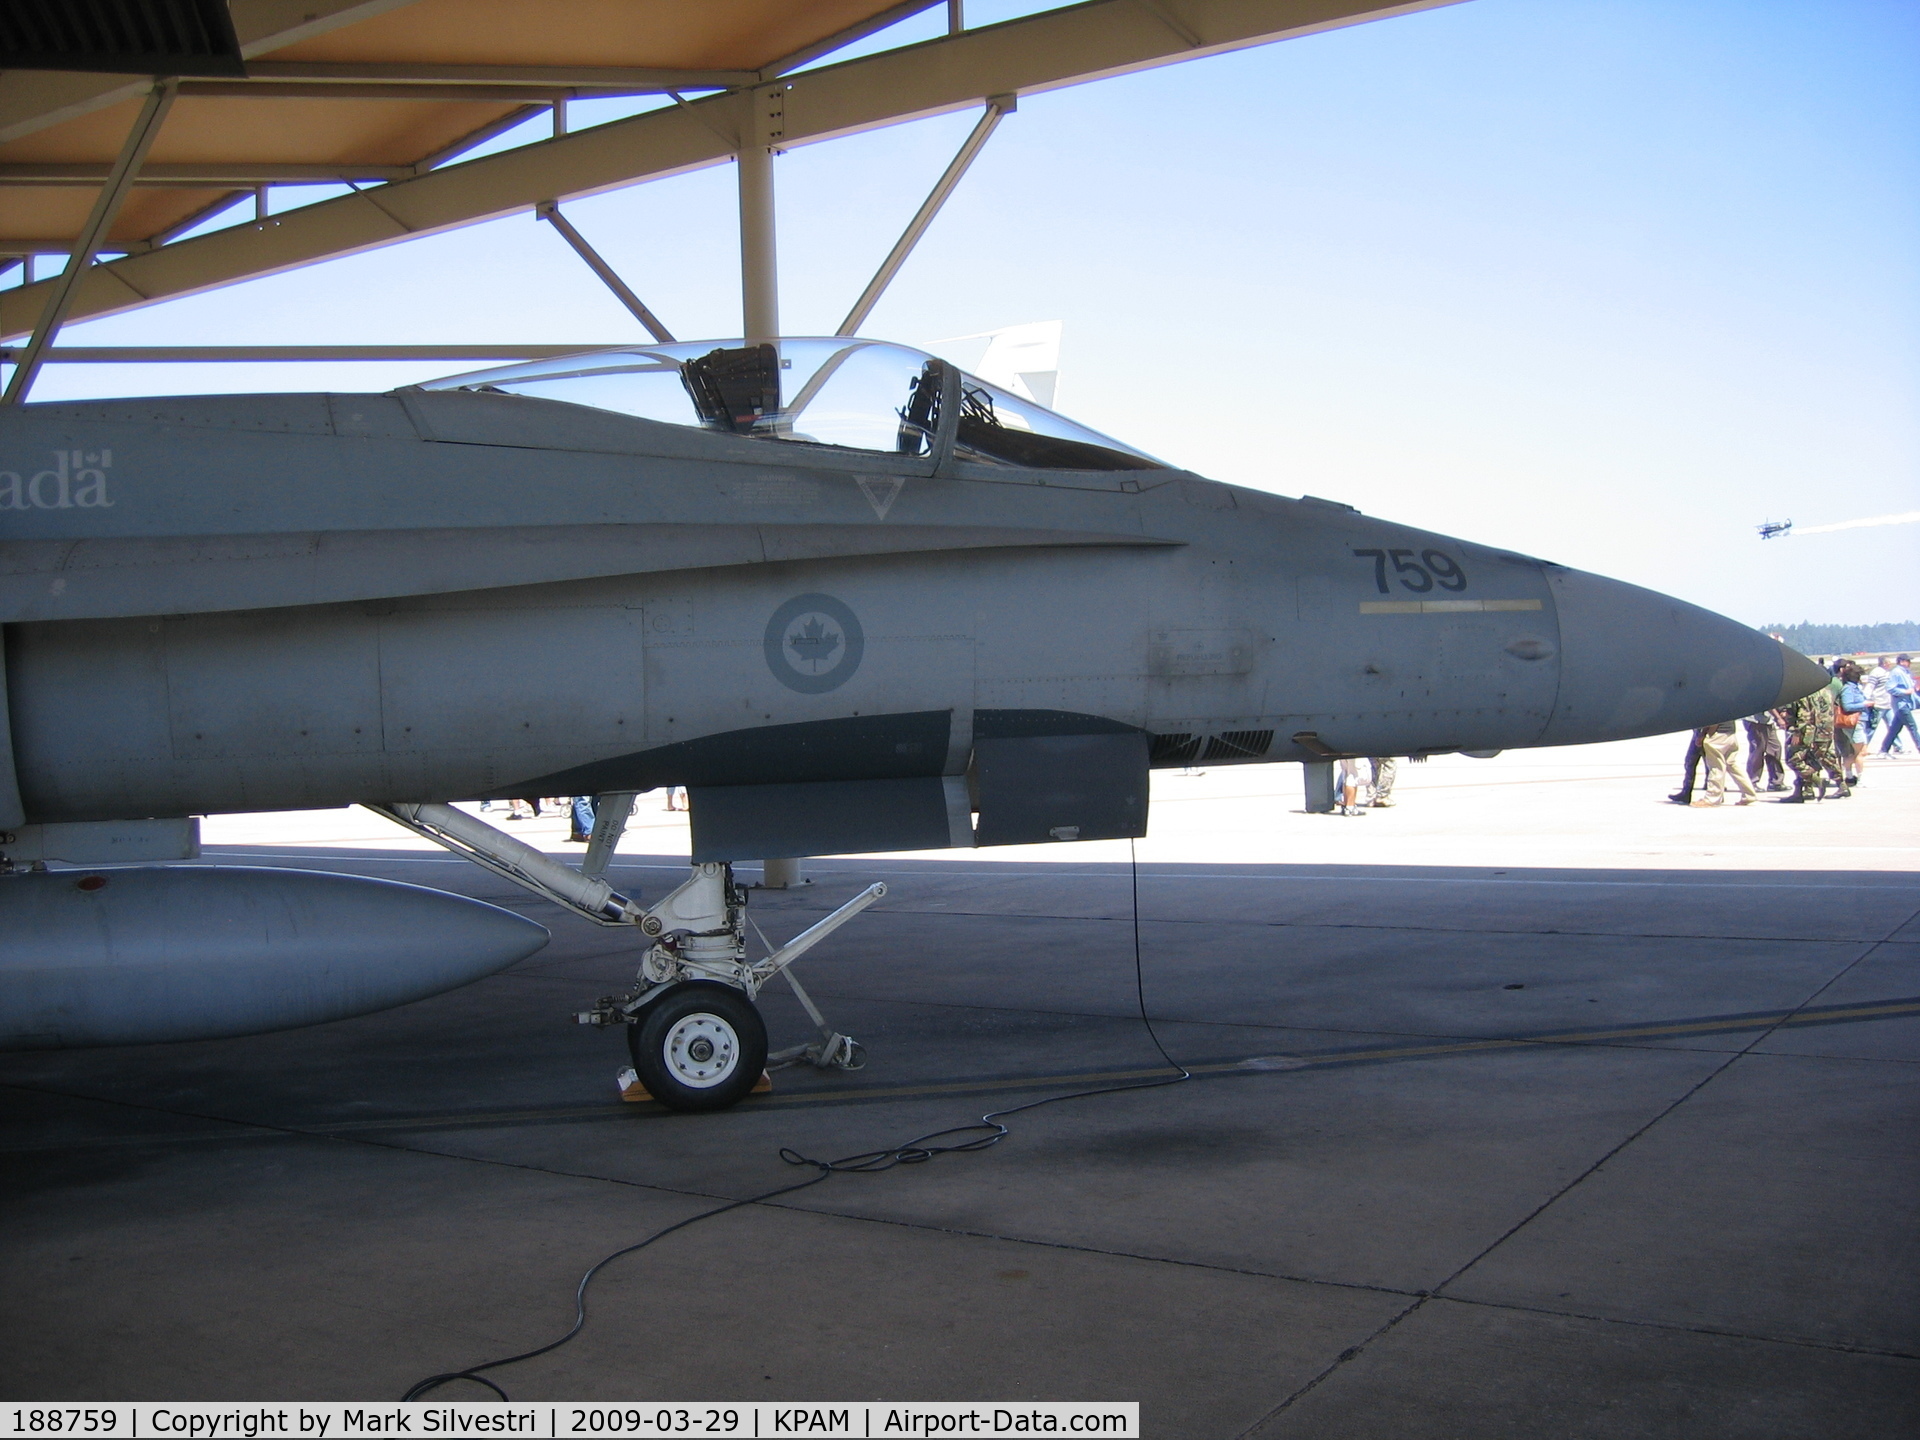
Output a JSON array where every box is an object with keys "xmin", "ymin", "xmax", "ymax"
[
  {"xmin": 10, "ymin": 534, "xmax": 1553, "ymax": 822},
  {"xmin": 1, "ymin": 385, "xmax": 1799, "ymax": 830}
]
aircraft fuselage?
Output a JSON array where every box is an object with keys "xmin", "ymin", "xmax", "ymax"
[{"xmin": 0, "ymin": 384, "xmax": 1808, "ymax": 844}]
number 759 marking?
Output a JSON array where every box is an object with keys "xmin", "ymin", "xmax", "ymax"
[{"xmin": 1352, "ymin": 547, "xmax": 1467, "ymax": 593}]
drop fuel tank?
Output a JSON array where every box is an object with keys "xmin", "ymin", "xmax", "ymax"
[{"xmin": 0, "ymin": 864, "xmax": 550, "ymax": 1049}]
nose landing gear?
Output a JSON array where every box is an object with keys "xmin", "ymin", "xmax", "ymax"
[
  {"xmin": 591, "ymin": 863, "xmax": 885, "ymax": 1109},
  {"xmin": 365, "ymin": 803, "xmax": 884, "ymax": 1114}
]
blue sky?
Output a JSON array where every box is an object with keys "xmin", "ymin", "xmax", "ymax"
[{"xmin": 20, "ymin": 0, "xmax": 1919, "ymax": 627}]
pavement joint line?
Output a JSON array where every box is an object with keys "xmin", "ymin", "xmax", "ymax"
[
  {"xmin": 1238, "ymin": 1294, "xmax": 1436, "ymax": 1437},
  {"xmin": 1236, "ymin": 929, "xmax": 1918, "ymax": 1436},
  {"xmin": 751, "ymin": 907, "xmax": 1911, "ymax": 945},
  {"xmin": 21, "ymin": 779, "xmax": 1915, "ymax": 1399},
  {"xmin": 0, "ymin": 1080, "xmax": 1463, "ymax": 1332},
  {"xmin": 11, "ymin": 993, "xmax": 1917, "ymax": 1395},
  {"xmin": 196, "ymin": 851, "xmax": 1920, "ymax": 891},
  {"xmin": 789, "ymin": 989, "xmax": 1920, "ymax": 1061},
  {"xmin": 729, "ymin": 1199, "xmax": 1919, "ymax": 1366},
  {"xmin": 463, "ymin": 893, "xmax": 1920, "ymax": 951},
  {"xmin": 24, "ymin": 1054, "xmax": 1906, "ymax": 1414},
  {"xmin": 1427, "ymin": 1292, "xmax": 1920, "ymax": 1363},
  {"xmin": 1401, "ymin": 918, "xmax": 1920, "ymax": 1385},
  {"xmin": 1425, "ymin": 920, "xmax": 1916, "ymax": 1274},
  {"xmin": 713, "ymin": 1197, "xmax": 1436, "ymax": 1307},
  {"xmin": 15, "ymin": 1025, "xmax": 1914, "ymax": 1155},
  {"xmin": 9, "ymin": 1074, "xmax": 1674, "ymax": 1361},
  {"xmin": 8, "ymin": 997, "xmax": 1914, "ymax": 1152}
]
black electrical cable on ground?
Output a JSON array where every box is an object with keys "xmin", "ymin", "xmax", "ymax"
[{"xmin": 405, "ymin": 841, "xmax": 1187, "ymax": 1400}]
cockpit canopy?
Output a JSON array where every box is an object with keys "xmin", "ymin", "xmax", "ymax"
[{"xmin": 419, "ymin": 338, "xmax": 1166, "ymax": 472}]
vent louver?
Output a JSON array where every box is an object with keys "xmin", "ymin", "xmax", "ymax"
[
  {"xmin": 1149, "ymin": 733, "xmax": 1201, "ymax": 766},
  {"xmin": 1202, "ymin": 730, "xmax": 1274, "ymax": 761}
]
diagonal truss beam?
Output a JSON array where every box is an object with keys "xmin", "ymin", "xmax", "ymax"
[
  {"xmin": 3, "ymin": 82, "xmax": 177, "ymax": 404},
  {"xmin": 0, "ymin": 0, "xmax": 1463, "ymax": 343},
  {"xmin": 535, "ymin": 202, "xmax": 676, "ymax": 343},
  {"xmin": 837, "ymin": 94, "xmax": 1013, "ymax": 336}
]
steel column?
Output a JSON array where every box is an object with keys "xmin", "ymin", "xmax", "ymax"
[
  {"xmin": 739, "ymin": 85, "xmax": 786, "ymax": 345},
  {"xmin": 761, "ymin": 857, "xmax": 805, "ymax": 889}
]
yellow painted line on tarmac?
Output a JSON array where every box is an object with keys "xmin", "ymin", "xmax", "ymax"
[
  {"xmin": 8, "ymin": 1000, "xmax": 1916, "ymax": 1152},
  {"xmin": 319, "ymin": 996, "xmax": 1920, "ymax": 1125}
]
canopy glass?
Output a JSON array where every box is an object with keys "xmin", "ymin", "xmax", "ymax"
[{"xmin": 419, "ymin": 338, "xmax": 1166, "ymax": 472}]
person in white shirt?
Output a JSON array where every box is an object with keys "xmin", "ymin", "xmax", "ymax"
[
  {"xmin": 1336, "ymin": 756, "xmax": 1372, "ymax": 816},
  {"xmin": 1863, "ymin": 658, "xmax": 1892, "ymax": 749}
]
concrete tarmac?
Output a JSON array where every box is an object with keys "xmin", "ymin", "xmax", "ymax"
[{"xmin": 3, "ymin": 736, "xmax": 1917, "ymax": 1436}]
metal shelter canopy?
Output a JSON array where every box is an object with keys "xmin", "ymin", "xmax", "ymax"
[
  {"xmin": 0, "ymin": 1, "xmax": 927, "ymax": 263},
  {"xmin": 0, "ymin": 0, "xmax": 1457, "ymax": 345}
]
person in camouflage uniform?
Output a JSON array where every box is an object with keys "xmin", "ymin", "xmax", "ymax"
[
  {"xmin": 1778, "ymin": 686, "xmax": 1847, "ymax": 801},
  {"xmin": 1367, "ymin": 756, "xmax": 1398, "ymax": 807}
]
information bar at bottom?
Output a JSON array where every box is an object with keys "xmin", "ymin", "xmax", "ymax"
[{"xmin": 0, "ymin": 1404, "xmax": 1140, "ymax": 1440}]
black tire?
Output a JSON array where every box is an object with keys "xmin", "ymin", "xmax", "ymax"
[{"xmin": 626, "ymin": 982, "xmax": 768, "ymax": 1112}]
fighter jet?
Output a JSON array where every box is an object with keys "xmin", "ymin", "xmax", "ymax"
[{"xmin": 0, "ymin": 337, "xmax": 1830, "ymax": 1107}]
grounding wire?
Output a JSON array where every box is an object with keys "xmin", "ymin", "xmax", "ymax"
[{"xmin": 404, "ymin": 839, "xmax": 1187, "ymax": 1400}]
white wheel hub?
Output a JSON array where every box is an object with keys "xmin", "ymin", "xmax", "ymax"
[{"xmin": 661, "ymin": 1012, "xmax": 739, "ymax": 1088}]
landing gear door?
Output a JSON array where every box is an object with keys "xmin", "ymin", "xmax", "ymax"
[{"xmin": 972, "ymin": 732, "xmax": 1149, "ymax": 847}]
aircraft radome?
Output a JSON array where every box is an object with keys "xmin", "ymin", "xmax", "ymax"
[{"xmin": 0, "ymin": 338, "xmax": 1829, "ymax": 1108}]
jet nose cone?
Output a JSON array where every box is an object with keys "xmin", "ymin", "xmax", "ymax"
[
  {"xmin": 1537, "ymin": 566, "xmax": 1798, "ymax": 746},
  {"xmin": 1775, "ymin": 646, "xmax": 1831, "ymax": 708}
]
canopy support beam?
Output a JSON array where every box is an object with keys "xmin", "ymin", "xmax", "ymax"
[
  {"xmin": 536, "ymin": 202, "xmax": 675, "ymax": 343},
  {"xmin": 3, "ymin": 80, "xmax": 176, "ymax": 405},
  {"xmin": 836, "ymin": 95, "xmax": 1013, "ymax": 338}
]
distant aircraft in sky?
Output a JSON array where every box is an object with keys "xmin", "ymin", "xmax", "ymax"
[{"xmin": 1758, "ymin": 511, "xmax": 1920, "ymax": 540}]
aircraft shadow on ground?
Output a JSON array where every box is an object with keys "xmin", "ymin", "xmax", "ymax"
[{"xmin": 2, "ymin": 847, "xmax": 1912, "ymax": 1138}]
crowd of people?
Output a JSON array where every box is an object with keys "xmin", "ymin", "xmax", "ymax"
[
  {"xmin": 480, "ymin": 794, "xmax": 600, "ymax": 839},
  {"xmin": 481, "ymin": 788, "xmax": 689, "ymax": 840},
  {"xmin": 1329, "ymin": 755, "xmax": 1415, "ymax": 816},
  {"xmin": 464, "ymin": 657, "xmax": 1919, "ymax": 833},
  {"xmin": 1671, "ymin": 653, "xmax": 1916, "ymax": 806}
]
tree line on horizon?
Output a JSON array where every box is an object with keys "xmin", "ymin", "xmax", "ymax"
[{"xmin": 1762, "ymin": 622, "xmax": 1920, "ymax": 655}]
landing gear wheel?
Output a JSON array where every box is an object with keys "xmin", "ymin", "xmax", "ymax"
[{"xmin": 627, "ymin": 982, "xmax": 768, "ymax": 1112}]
